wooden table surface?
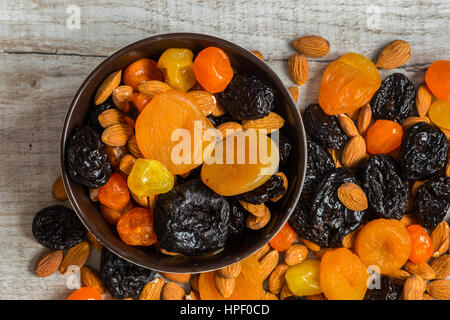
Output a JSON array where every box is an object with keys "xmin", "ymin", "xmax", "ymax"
[{"xmin": 0, "ymin": 0, "xmax": 449, "ymax": 299}]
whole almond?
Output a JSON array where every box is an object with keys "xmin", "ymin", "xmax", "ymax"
[
  {"xmin": 430, "ymin": 254, "xmax": 450, "ymax": 280},
  {"xmin": 341, "ymin": 135, "xmax": 367, "ymax": 169},
  {"xmin": 403, "ymin": 275, "xmax": 426, "ymax": 300},
  {"xmin": 216, "ymin": 122, "xmax": 243, "ymax": 140},
  {"xmin": 98, "ymin": 109, "xmax": 124, "ymax": 129},
  {"xmin": 400, "ymin": 214, "xmax": 417, "ymax": 228},
  {"xmin": 262, "ymin": 292, "xmax": 278, "ymax": 300},
  {"xmin": 288, "ymin": 86, "xmax": 299, "ymax": 103},
  {"xmin": 337, "ymin": 182, "xmax": 368, "ymax": 211},
  {"xmin": 161, "ymin": 272, "xmax": 191, "ymax": 284},
  {"xmin": 218, "ymin": 262, "xmax": 241, "ymax": 279},
  {"xmin": 268, "ymin": 264, "xmax": 288, "ymax": 294},
  {"xmin": 138, "ymin": 80, "xmax": 171, "ymax": 98},
  {"xmin": 270, "ymin": 172, "xmax": 288, "ymax": 202},
  {"xmin": 242, "ymin": 112, "xmax": 285, "ymax": 133},
  {"xmin": 89, "ymin": 188, "xmax": 99, "ymax": 202},
  {"xmin": 214, "ymin": 273, "xmax": 236, "ymax": 298},
  {"xmin": 260, "ymin": 250, "xmax": 279, "ymax": 280},
  {"xmin": 86, "ymin": 232, "xmax": 102, "ymax": 251},
  {"xmin": 253, "ymin": 243, "xmax": 271, "ymax": 261},
  {"xmin": 347, "ymin": 108, "xmax": 361, "ymax": 121},
  {"xmin": 59, "ymin": 241, "xmax": 90, "ymax": 275},
  {"xmin": 162, "ymin": 282, "xmax": 185, "ymax": 300},
  {"xmin": 293, "ymin": 35, "xmax": 330, "ymax": 58},
  {"xmin": 431, "ymin": 221, "xmax": 450, "ymax": 258},
  {"xmin": 127, "ymin": 134, "xmax": 144, "ymax": 158},
  {"xmin": 139, "ymin": 277, "xmax": 165, "ymax": 300},
  {"xmin": 251, "ymin": 50, "xmax": 264, "ymax": 61},
  {"xmin": 211, "ymin": 101, "xmax": 226, "ymax": 117},
  {"xmin": 402, "ymin": 116, "xmax": 430, "ymax": 130},
  {"xmin": 280, "ymin": 283, "xmax": 294, "ymax": 300},
  {"xmin": 328, "ymin": 148, "xmax": 342, "ymax": 168},
  {"xmin": 52, "ymin": 176, "xmax": 67, "ymax": 201},
  {"xmin": 357, "ymin": 104, "xmax": 372, "ymax": 136},
  {"xmin": 387, "ymin": 269, "xmax": 411, "ymax": 285},
  {"xmin": 415, "ymin": 84, "xmax": 432, "ymax": 117},
  {"xmin": 288, "ymin": 53, "xmax": 309, "ymax": 86},
  {"xmin": 101, "ymin": 123, "xmax": 133, "ymax": 147},
  {"xmin": 300, "ymin": 238, "xmax": 320, "ymax": 252},
  {"xmin": 426, "ymin": 280, "xmax": 450, "ymax": 300},
  {"xmin": 34, "ymin": 250, "xmax": 63, "ymax": 277},
  {"xmin": 376, "ymin": 40, "xmax": 411, "ymax": 70},
  {"xmin": 284, "ymin": 244, "xmax": 309, "ymax": 266},
  {"xmin": 119, "ymin": 154, "xmax": 136, "ymax": 175},
  {"xmin": 404, "ymin": 262, "xmax": 436, "ymax": 280},
  {"xmin": 80, "ymin": 266, "xmax": 106, "ymax": 293},
  {"xmin": 239, "ymin": 200, "xmax": 267, "ymax": 217},
  {"xmin": 95, "ymin": 70, "xmax": 122, "ymax": 105},
  {"xmin": 338, "ymin": 114, "xmax": 359, "ymax": 137},
  {"xmin": 188, "ymin": 91, "xmax": 217, "ymax": 116},
  {"xmin": 246, "ymin": 207, "xmax": 271, "ymax": 230},
  {"xmin": 112, "ymin": 85, "xmax": 133, "ymax": 110}
]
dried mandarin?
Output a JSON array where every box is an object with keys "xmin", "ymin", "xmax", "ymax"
[
  {"xmin": 425, "ymin": 60, "xmax": 450, "ymax": 100},
  {"xmin": 355, "ymin": 219, "xmax": 411, "ymax": 274},
  {"xmin": 117, "ymin": 207, "xmax": 157, "ymax": 246},
  {"xmin": 428, "ymin": 100, "xmax": 450, "ymax": 130},
  {"xmin": 285, "ymin": 259, "xmax": 322, "ymax": 296},
  {"xmin": 193, "ymin": 47, "xmax": 233, "ymax": 93},
  {"xmin": 123, "ymin": 58, "xmax": 163, "ymax": 91},
  {"xmin": 157, "ymin": 48, "xmax": 196, "ymax": 91},
  {"xmin": 98, "ymin": 173, "xmax": 130, "ymax": 210},
  {"xmin": 406, "ymin": 224, "xmax": 433, "ymax": 264},
  {"xmin": 318, "ymin": 53, "xmax": 381, "ymax": 115},
  {"xmin": 127, "ymin": 159, "xmax": 174, "ymax": 197},
  {"xmin": 365, "ymin": 119, "xmax": 404, "ymax": 154},
  {"xmin": 67, "ymin": 287, "xmax": 103, "ymax": 300},
  {"xmin": 269, "ymin": 222, "xmax": 297, "ymax": 251},
  {"xmin": 320, "ymin": 248, "xmax": 368, "ymax": 300}
]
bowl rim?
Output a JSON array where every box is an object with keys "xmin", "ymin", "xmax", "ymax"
[{"xmin": 60, "ymin": 32, "xmax": 307, "ymax": 273}]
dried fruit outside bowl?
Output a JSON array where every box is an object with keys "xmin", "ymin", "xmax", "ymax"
[{"xmin": 60, "ymin": 33, "xmax": 307, "ymax": 273}]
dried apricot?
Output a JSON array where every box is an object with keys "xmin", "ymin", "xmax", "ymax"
[
  {"xmin": 425, "ymin": 60, "xmax": 450, "ymax": 100},
  {"xmin": 285, "ymin": 259, "xmax": 322, "ymax": 296},
  {"xmin": 406, "ymin": 224, "xmax": 433, "ymax": 264},
  {"xmin": 116, "ymin": 207, "xmax": 157, "ymax": 246},
  {"xmin": 98, "ymin": 173, "xmax": 130, "ymax": 210},
  {"xmin": 428, "ymin": 100, "xmax": 450, "ymax": 130},
  {"xmin": 269, "ymin": 222, "xmax": 297, "ymax": 251},
  {"xmin": 127, "ymin": 159, "xmax": 174, "ymax": 196},
  {"xmin": 123, "ymin": 58, "xmax": 163, "ymax": 91},
  {"xmin": 193, "ymin": 47, "xmax": 233, "ymax": 93},
  {"xmin": 320, "ymin": 248, "xmax": 368, "ymax": 300},
  {"xmin": 100, "ymin": 201, "xmax": 134, "ymax": 225},
  {"xmin": 157, "ymin": 48, "xmax": 196, "ymax": 91},
  {"xmin": 354, "ymin": 219, "xmax": 411, "ymax": 274},
  {"xmin": 67, "ymin": 287, "xmax": 103, "ymax": 300},
  {"xmin": 365, "ymin": 119, "xmax": 404, "ymax": 154}
]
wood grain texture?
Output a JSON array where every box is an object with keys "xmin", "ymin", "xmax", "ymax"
[{"xmin": 0, "ymin": 0, "xmax": 449, "ymax": 299}]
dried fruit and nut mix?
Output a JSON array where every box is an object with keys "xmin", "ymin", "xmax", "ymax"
[{"xmin": 31, "ymin": 38, "xmax": 449, "ymax": 301}]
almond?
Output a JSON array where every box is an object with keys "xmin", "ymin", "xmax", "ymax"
[
  {"xmin": 280, "ymin": 283, "xmax": 294, "ymax": 300},
  {"xmin": 161, "ymin": 272, "xmax": 191, "ymax": 284},
  {"xmin": 242, "ymin": 112, "xmax": 285, "ymax": 133},
  {"xmin": 341, "ymin": 135, "xmax": 367, "ymax": 169},
  {"xmin": 138, "ymin": 80, "xmax": 171, "ymax": 98},
  {"xmin": 376, "ymin": 40, "xmax": 411, "ymax": 70},
  {"xmin": 89, "ymin": 187, "xmax": 99, "ymax": 202},
  {"xmin": 342, "ymin": 227, "xmax": 361, "ymax": 248},
  {"xmin": 253, "ymin": 243, "xmax": 271, "ymax": 261},
  {"xmin": 400, "ymin": 214, "xmax": 417, "ymax": 228},
  {"xmin": 268, "ymin": 264, "xmax": 288, "ymax": 294},
  {"xmin": 426, "ymin": 280, "xmax": 450, "ymax": 300},
  {"xmin": 288, "ymin": 86, "xmax": 299, "ymax": 103},
  {"xmin": 423, "ymin": 293, "xmax": 434, "ymax": 300},
  {"xmin": 218, "ymin": 262, "xmax": 241, "ymax": 279},
  {"xmin": 288, "ymin": 53, "xmax": 309, "ymax": 86},
  {"xmin": 262, "ymin": 292, "xmax": 278, "ymax": 300},
  {"xmin": 328, "ymin": 148, "xmax": 342, "ymax": 168},
  {"xmin": 415, "ymin": 84, "xmax": 432, "ymax": 117},
  {"xmin": 430, "ymin": 254, "xmax": 450, "ymax": 280},
  {"xmin": 59, "ymin": 241, "xmax": 90, "ymax": 275},
  {"xmin": 347, "ymin": 108, "xmax": 361, "ymax": 121},
  {"xmin": 52, "ymin": 176, "xmax": 67, "ymax": 201},
  {"xmin": 211, "ymin": 102, "xmax": 226, "ymax": 117},
  {"xmin": 293, "ymin": 35, "xmax": 330, "ymax": 58},
  {"xmin": 214, "ymin": 273, "xmax": 235, "ymax": 298},
  {"xmin": 34, "ymin": 250, "xmax": 63, "ymax": 277},
  {"xmin": 251, "ymin": 50, "xmax": 264, "ymax": 61},
  {"xmin": 338, "ymin": 114, "xmax": 359, "ymax": 137},
  {"xmin": 101, "ymin": 123, "xmax": 133, "ymax": 147},
  {"xmin": 105, "ymin": 145, "xmax": 127, "ymax": 167},
  {"xmin": 387, "ymin": 269, "xmax": 411, "ymax": 285},
  {"xmin": 284, "ymin": 244, "xmax": 309, "ymax": 266},
  {"xmin": 80, "ymin": 266, "xmax": 106, "ymax": 293},
  {"xmin": 98, "ymin": 109, "xmax": 125, "ymax": 129},
  {"xmin": 119, "ymin": 154, "xmax": 136, "ymax": 175},
  {"xmin": 216, "ymin": 122, "xmax": 243, "ymax": 140},
  {"xmin": 337, "ymin": 182, "xmax": 368, "ymax": 211},
  {"xmin": 139, "ymin": 277, "xmax": 165, "ymax": 300},
  {"xmin": 431, "ymin": 221, "xmax": 450, "ymax": 258},
  {"xmin": 185, "ymin": 291, "xmax": 200, "ymax": 300},
  {"xmin": 239, "ymin": 200, "xmax": 267, "ymax": 217},
  {"xmin": 402, "ymin": 116, "xmax": 430, "ymax": 130},
  {"xmin": 270, "ymin": 172, "xmax": 288, "ymax": 202},
  {"xmin": 246, "ymin": 207, "xmax": 271, "ymax": 230},
  {"xmin": 86, "ymin": 232, "xmax": 102, "ymax": 251},
  {"xmin": 357, "ymin": 104, "xmax": 372, "ymax": 136},
  {"xmin": 112, "ymin": 85, "xmax": 133, "ymax": 110},
  {"xmin": 404, "ymin": 262, "xmax": 436, "ymax": 280},
  {"xmin": 162, "ymin": 282, "xmax": 185, "ymax": 300},
  {"xmin": 300, "ymin": 238, "xmax": 320, "ymax": 252},
  {"xmin": 127, "ymin": 134, "xmax": 144, "ymax": 158},
  {"xmin": 95, "ymin": 70, "xmax": 122, "ymax": 105},
  {"xmin": 188, "ymin": 91, "xmax": 217, "ymax": 116},
  {"xmin": 260, "ymin": 250, "xmax": 279, "ymax": 280},
  {"xmin": 402, "ymin": 275, "xmax": 426, "ymax": 300}
]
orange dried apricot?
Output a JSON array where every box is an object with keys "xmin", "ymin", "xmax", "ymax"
[
  {"xmin": 123, "ymin": 58, "xmax": 163, "ymax": 91},
  {"xmin": 157, "ymin": 48, "xmax": 196, "ymax": 91},
  {"xmin": 406, "ymin": 224, "xmax": 433, "ymax": 264},
  {"xmin": 100, "ymin": 201, "xmax": 134, "ymax": 225},
  {"xmin": 428, "ymin": 100, "xmax": 450, "ymax": 130},
  {"xmin": 365, "ymin": 119, "xmax": 403, "ymax": 154},
  {"xmin": 199, "ymin": 254, "xmax": 263, "ymax": 300},
  {"xmin": 354, "ymin": 219, "xmax": 411, "ymax": 274},
  {"xmin": 269, "ymin": 222, "xmax": 297, "ymax": 251},
  {"xmin": 98, "ymin": 173, "xmax": 130, "ymax": 210},
  {"xmin": 319, "ymin": 248, "xmax": 368, "ymax": 300},
  {"xmin": 67, "ymin": 287, "xmax": 103, "ymax": 300},
  {"xmin": 135, "ymin": 90, "xmax": 216, "ymax": 175},
  {"xmin": 116, "ymin": 207, "xmax": 157, "ymax": 246},
  {"xmin": 425, "ymin": 60, "xmax": 450, "ymax": 100},
  {"xmin": 193, "ymin": 47, "xmax": 233, "ymax": 93},
  {"xmin": 318, "ymin": 53, "xmax": 381, "ymax": 115}
]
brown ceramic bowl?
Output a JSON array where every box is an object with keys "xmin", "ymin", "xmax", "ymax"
[{"xmin": 61, "ymin": 33, "xmax": 306, "ymax": 273}]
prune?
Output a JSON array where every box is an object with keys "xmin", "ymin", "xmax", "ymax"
[
  {"xmin": 365, "ymin": 277, "xmax": 402, "ymax": 300},
  {"xmin": 290, "ymin": 168, "xmax": 365, "ymax": 247},
  {"xmin": 218, "ymin": 74, "xmax": 275, "ymax": 120},
  {"xmin": 177, "ymin": 165, "xmax": 202, "ymax": 184},
  {"xmin": 32, "ymin": 205, "xmax": 86, "ymax": 250},
  {"xmin": 358, "ymin": 154, "xmax": 408, "ymax": 220},
  {"xmin": 302, "ymin": 138, "xmax": 335, "ymax": 195},
  {"xmin": 371, "ymin": 73, "xmax": 415, "ymax": 123},
  {"xmin": 400, "ymin": 123, "xmax": 448, "ymax": 181},
  {"xmin": 86, "ymin": 99, "xmax": 116, "ymax": 132},
  {"xmin": 303, "ymin": 104, "xmax": 348, "ymax": 149},
  {"xmin": 414, "ymin": 176, "xmax": 450, "ymax": 230},
  {"xmin": 227, "ymin": 198, "xmax": 246, "ymax": 238},
  {"xmin": 270, "ymin": 130, "xmax": 292, "ymax": 166},
  {"xmin": 67, "ymin": 125, "xmax": 112, "ymax": 188},
  {"xmin": 154, "ymin": 179, "xmax": 230, "ymax": 256},
  {"xmin": 235, "ymin": 174, "xmax": 286, "ymax": 204},
  {"xmin": 100, "ymin": 248, "xmax": 156, "ymax": 299}
]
